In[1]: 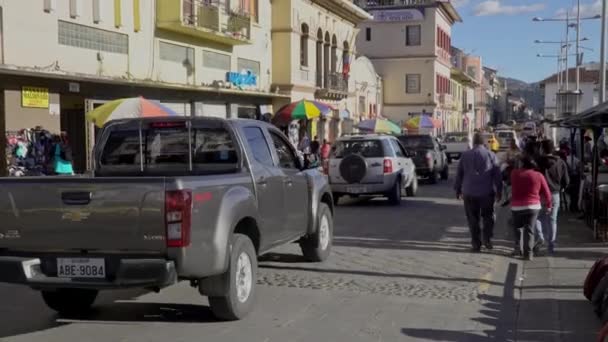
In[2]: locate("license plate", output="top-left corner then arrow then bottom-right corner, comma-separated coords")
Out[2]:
57,258 -> 106,279
347,186 -> 367,194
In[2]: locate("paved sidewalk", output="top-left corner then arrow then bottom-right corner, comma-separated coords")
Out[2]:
516,213 -> 604,341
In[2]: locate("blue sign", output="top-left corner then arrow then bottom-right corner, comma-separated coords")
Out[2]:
226,70 -> 257,88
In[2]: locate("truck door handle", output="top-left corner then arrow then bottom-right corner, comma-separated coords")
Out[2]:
257,178 -> 268,187
62,192 -> 92,205
284,178 -> 293,187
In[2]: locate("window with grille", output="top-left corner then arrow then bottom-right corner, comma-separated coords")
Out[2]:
406,25 -> 421,46
58,20 -> 128,54
159,41 -> 194,66
406,74 -> 421,94
237,57 -> 260,75
203,50 -> 231,70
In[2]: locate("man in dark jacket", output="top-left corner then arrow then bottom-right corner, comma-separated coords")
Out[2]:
455,133 -> 503,252
537,139 -> 570,254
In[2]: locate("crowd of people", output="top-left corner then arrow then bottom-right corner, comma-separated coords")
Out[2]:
455,132 -> 571,260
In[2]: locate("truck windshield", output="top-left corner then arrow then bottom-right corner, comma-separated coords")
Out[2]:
398,136 -> 434,149
444,133 -> 469,143
98,125 -> 239,175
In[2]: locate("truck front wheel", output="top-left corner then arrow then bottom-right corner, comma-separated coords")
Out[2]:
300,203 -> 333,262
41,288 -> 98,315
208,233 -> 257,321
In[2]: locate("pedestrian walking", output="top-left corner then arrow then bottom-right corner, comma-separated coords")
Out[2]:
51,133 -> 74,175
321,139 -> 331,173
310,136 -> 320,156
510,155 -> 552,260
500,139 -> 521,207
536,139 -> 570,254
454,133 -> 503,252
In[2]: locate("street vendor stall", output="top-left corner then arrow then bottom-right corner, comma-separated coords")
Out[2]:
563,102 -> 608,240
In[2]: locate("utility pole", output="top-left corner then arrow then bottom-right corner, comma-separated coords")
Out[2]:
601,0 -> 607,103
576,0 -> 581,91
566,12 -> 570,91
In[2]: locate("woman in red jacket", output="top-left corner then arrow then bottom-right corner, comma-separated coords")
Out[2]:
511,155 -> 552,260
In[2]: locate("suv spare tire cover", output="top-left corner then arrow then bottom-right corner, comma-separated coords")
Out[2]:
339,154 -> 367,184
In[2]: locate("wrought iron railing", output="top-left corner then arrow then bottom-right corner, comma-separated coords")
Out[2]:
181,0 -> 251,40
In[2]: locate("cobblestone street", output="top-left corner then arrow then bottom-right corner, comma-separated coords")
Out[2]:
0,166 -> 600,341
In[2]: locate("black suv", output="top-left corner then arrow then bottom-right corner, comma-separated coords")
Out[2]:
397,135 -> 449,183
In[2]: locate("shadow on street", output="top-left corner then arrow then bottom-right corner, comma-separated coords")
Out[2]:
0,286 -> 149,338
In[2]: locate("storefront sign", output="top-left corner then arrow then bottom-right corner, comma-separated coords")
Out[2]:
226,70 -> 257,88
22,86 -> 49,108
370,9 -> 424,22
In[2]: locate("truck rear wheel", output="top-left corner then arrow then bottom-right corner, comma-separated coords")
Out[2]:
387,180 -> 402,205
208,233 -> 257,321
406,175 -> 418,197
300,203 -> 333,262
41,289 -> 98,315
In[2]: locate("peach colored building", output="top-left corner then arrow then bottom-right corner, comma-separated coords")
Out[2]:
355,0 -> 461,135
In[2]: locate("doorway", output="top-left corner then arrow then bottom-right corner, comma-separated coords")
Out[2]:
60,95 -> 86,173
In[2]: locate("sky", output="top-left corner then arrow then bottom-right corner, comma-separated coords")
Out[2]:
451,0 -> 604,83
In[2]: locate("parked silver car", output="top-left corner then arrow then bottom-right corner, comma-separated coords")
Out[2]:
328,134 -> 418,205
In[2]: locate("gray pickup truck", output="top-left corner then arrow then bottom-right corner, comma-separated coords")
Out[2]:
0,117 -> 334,320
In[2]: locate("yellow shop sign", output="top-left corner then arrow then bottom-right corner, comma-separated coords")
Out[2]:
22,87 -> 49,108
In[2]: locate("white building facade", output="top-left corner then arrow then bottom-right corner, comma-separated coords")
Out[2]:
0,0 -> 281,173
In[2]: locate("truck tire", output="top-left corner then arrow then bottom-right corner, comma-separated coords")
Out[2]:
441,165 -> 449,180
406,175 -> 418,197
429,170 -> 438,184
41,289 -> 98,315
300,203 -> 333,262
332,193 -> 341,206
387,180 -> 402,205
208,233 -> 257,321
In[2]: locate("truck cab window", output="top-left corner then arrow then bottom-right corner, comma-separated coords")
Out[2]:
269,131 -> 298,169
243,127 -> 274,167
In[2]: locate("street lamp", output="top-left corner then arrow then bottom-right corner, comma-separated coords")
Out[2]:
534,38 -> 589,43
534,11 -> 599,92
533,14 -> 600,21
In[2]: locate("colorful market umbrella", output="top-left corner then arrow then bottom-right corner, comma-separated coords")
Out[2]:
85,97 -> 178,128
273,100 -> 333,125
405,115 -> 441,130
357,119 -> 401,134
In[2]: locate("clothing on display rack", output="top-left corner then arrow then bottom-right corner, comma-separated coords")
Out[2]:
5,128 -> 58,176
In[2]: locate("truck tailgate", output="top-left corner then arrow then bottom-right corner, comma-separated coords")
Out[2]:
0,177 -> 167,252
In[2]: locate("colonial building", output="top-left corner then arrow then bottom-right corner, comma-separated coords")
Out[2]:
0,0 -> 282,173
355,0 -> 462,135
271,0 -> 371,141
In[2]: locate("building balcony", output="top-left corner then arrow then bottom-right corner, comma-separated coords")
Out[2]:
437,93 -> 453,107
437,47 -> 451,66
356,0 -> 435,9
315,72 -> 349,100
156,0 -> 252,45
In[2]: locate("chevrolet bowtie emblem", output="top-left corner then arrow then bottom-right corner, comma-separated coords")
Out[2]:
62,210 -> 91,222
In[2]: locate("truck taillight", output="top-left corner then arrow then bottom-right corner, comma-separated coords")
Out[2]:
165,190 -> 192,248
426,153 -> 433,167
383,159 -> 393,174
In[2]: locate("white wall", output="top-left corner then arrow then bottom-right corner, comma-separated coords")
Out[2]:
543,81 -> 597,114
0,0 -> 272,92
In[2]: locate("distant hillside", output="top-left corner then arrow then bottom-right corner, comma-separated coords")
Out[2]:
498,77 -> 543,113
